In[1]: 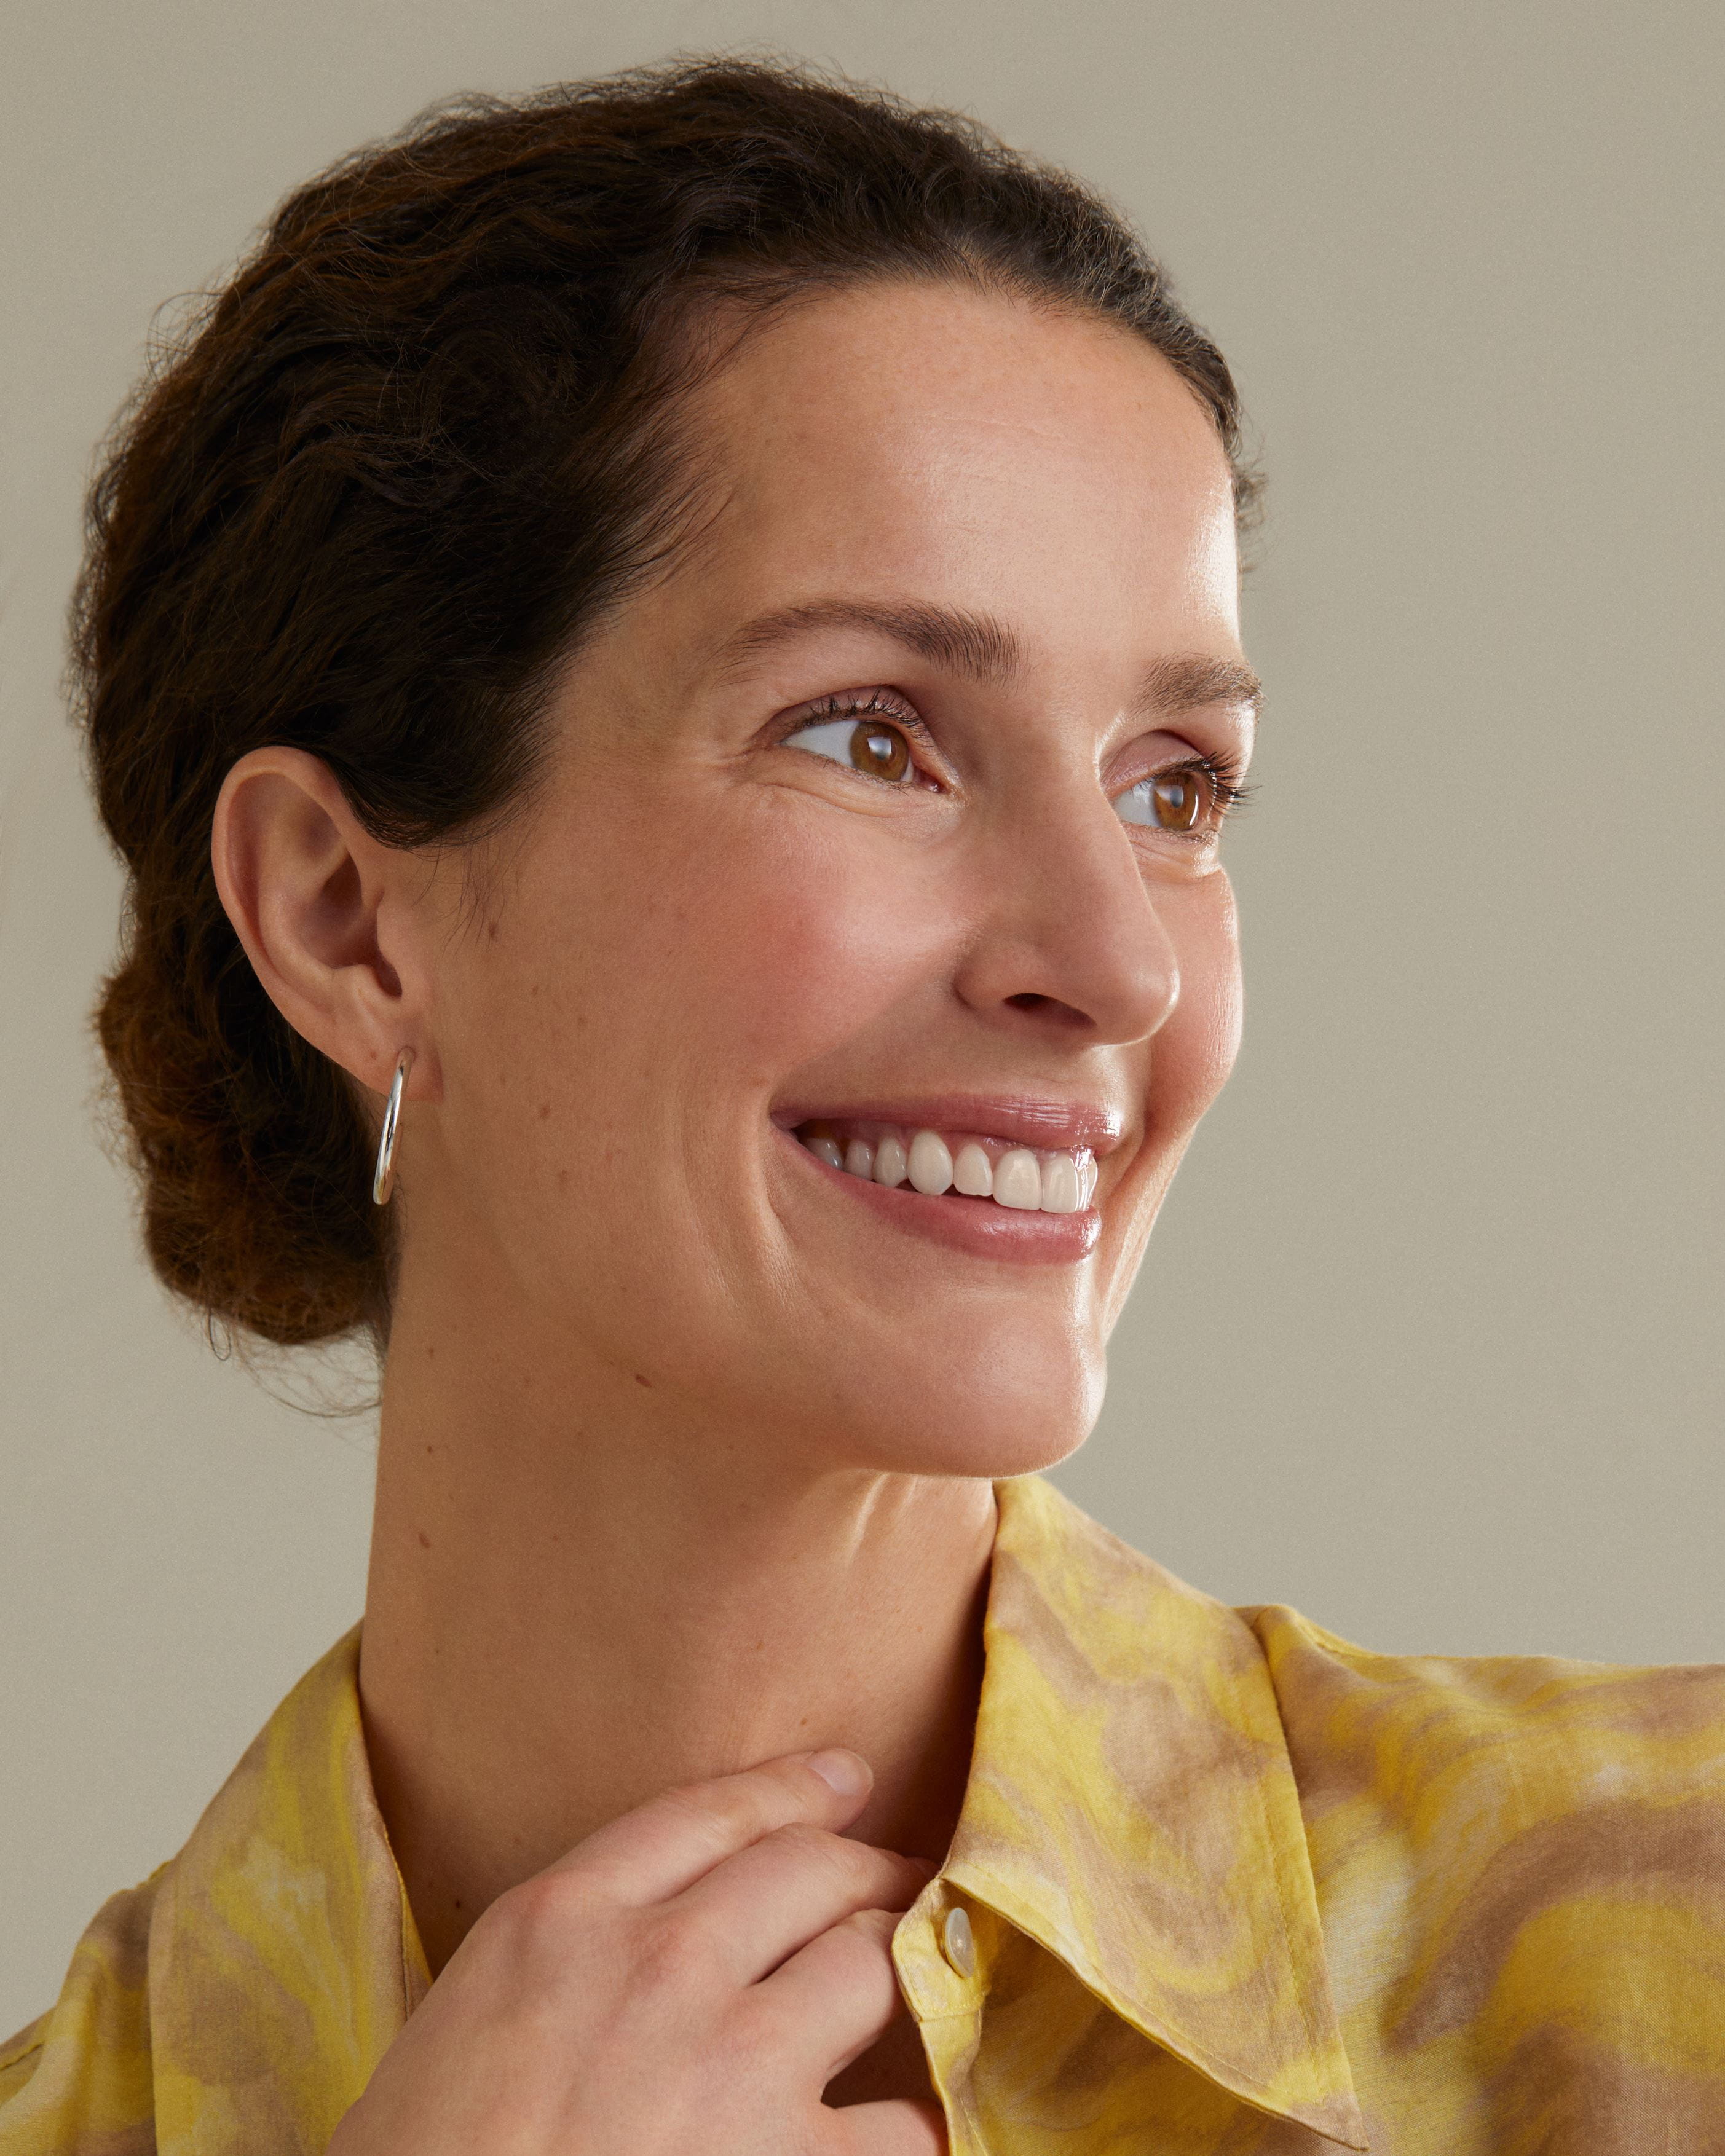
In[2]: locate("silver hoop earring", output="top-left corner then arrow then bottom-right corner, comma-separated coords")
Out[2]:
372,1048 -> 414,1206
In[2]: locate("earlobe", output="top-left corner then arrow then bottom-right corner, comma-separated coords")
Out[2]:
211,747 -> 439,1103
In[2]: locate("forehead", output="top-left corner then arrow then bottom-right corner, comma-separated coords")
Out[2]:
673,279 -> 1241,658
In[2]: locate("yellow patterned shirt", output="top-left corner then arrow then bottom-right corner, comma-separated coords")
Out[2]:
5,1475 -> 1724,2153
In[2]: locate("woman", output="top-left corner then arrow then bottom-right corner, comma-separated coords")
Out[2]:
4,57 -> 1722,2156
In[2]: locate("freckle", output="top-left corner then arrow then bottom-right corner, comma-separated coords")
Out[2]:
633,1371 -> 652,1388
424,1443 -> 435,1455
538,1103 -> 550,1120
487,921 -> 500,942
417,1530 -> 431,1549
556,1168 -> 570,1191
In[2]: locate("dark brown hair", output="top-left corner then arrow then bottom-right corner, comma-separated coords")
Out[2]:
78,56 -> 1251,1350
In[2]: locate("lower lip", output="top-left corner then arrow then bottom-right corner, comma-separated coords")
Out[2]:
776,1127 -> 1100,1267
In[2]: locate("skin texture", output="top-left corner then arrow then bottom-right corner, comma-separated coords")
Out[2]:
211,279 -> 1254,2144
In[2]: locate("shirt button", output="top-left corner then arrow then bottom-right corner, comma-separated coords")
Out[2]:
940,1903 -> 976,1979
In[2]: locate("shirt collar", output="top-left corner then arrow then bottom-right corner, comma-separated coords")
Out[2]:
147,1477 -> 1362,2153
895,1474 -> 1365,2150
147,1628 -> 427,2156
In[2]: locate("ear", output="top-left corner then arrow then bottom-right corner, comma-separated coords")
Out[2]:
211,747 -> 442,1104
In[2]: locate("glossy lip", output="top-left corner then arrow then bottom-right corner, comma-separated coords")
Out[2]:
770,1093 -> 1126,1154
773,1122 -> 1102,1267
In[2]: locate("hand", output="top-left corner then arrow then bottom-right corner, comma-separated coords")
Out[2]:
327,1749 -> 946,2155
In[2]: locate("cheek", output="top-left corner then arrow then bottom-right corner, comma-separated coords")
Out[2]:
636,795 -> 955,1079
1153,872 -> 1244,1139
1097,873 -> 1241,1334
467,788 -> 952,1132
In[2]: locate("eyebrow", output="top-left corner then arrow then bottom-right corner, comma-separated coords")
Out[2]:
714,599 -> 1024,688
712,597 -> 1262,718
1132,652 -> 1264,721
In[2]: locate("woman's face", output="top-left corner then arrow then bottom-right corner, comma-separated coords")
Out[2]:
411,280 -> 1253,1479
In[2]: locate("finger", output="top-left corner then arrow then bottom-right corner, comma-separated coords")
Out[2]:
756,1907 -> 907,2079
674,1825 -> 931,1981
551,1749 -> 874,1904
827,2099 -> 947,2156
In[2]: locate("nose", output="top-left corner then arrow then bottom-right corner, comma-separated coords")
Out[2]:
949,776 -> 1180,1045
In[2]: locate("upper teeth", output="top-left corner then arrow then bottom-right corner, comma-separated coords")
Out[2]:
799,1123 -> 1097,1214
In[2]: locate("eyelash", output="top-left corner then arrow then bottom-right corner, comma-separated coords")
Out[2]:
785,692 -> 1255,832
1161,749 -> 1257,823
792,689 -> 928,736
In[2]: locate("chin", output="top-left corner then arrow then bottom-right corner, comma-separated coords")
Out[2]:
814,1323 -> 1107,1482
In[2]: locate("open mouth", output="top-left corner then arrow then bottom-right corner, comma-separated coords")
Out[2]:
772,1096 -> 1118,1264
781,1113 -> 1104,1265
793,1121 -> 1099,1224
793,1117 -> 1097,1214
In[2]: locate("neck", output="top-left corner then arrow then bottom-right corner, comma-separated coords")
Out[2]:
358,1277 -> 995,1973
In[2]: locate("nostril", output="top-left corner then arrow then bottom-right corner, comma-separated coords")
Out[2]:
1005,990 -> 1090,1030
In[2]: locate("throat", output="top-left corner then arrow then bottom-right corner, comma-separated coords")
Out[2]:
360,1422 -> 997,1974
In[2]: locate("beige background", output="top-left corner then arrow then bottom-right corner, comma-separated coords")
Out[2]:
2,0 -> 1720,2035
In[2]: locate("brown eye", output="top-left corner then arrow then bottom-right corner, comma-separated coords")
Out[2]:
1151,771 -> 1205,830
1115,766 -> 1212,832
785,712 -> 919,783
849,722 -> 910,781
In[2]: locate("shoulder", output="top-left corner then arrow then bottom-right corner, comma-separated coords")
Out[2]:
1243,1604 -> 1725,2128
0,1871 -> 163,2155
1242,1599 -> 1725,1817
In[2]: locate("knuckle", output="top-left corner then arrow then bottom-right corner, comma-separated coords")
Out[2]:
633,1906 -> 726,1993
760,1819 -> 836,1862
740,1978 -> 795,2048
488,1867 -> 592,1953
690,1753 -> 823,1825
723,1991 -> 797,2077
838,1905 -> 901,1952
761,1822 -> 879,1892
653,1780 -> 733,1833
657,1779 -> 770,1851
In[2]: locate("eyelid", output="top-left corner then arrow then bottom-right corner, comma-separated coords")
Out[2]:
1114,729 -> 1252,793
780,685 -> 926,736
1110,745 -> 1254,839
777,687 -> 944,782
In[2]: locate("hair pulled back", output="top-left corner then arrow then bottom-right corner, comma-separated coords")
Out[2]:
79,56 -> 1249,1349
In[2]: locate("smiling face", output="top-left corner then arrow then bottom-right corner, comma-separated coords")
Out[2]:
405,278 -> 1253,1481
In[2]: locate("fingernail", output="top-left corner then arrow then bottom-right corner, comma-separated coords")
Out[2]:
807,1748 -> 871,1799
